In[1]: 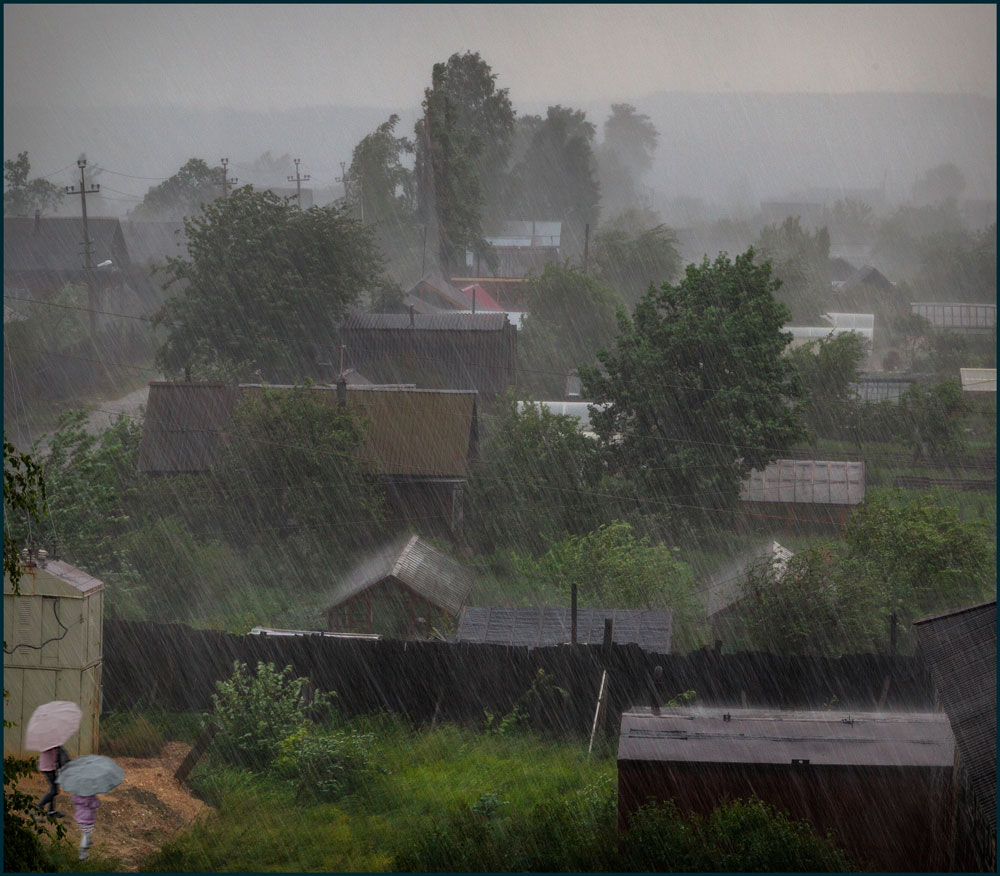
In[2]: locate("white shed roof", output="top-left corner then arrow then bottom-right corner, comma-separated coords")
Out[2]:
741,460 -> 866,506
960,368 -> 997,393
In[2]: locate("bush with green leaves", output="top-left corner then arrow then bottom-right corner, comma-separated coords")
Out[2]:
210,661 -> 333,770
273,724 -> 377,802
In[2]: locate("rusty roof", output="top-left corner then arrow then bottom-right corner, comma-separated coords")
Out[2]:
740,460 -> 866,506
324,534 -> 473,615
343,312 -> 512,331
618,708 -> 955,768
455,607 -> 672,653
138,383 -> 477,478
914,600 -> 996,827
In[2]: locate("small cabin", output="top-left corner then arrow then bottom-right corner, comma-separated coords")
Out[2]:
618,707 -> 956,872
4,556 -> 104,758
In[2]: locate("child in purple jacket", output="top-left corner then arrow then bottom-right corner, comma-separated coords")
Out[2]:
71,794 -> 100,860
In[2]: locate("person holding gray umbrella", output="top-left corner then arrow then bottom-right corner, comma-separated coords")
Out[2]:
57,755 -> 124,861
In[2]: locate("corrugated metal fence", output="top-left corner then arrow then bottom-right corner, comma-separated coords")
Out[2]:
103,620 -> 935,737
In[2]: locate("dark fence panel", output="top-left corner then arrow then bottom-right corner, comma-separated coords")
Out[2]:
102,621 -> 936,736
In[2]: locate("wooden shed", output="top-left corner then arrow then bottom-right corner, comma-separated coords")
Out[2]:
323,535 -> 473,638
617,707 -> 956,872
740,459 -> 865,530
4,557 -> 104,758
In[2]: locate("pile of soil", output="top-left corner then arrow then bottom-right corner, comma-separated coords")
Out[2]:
18,742 -> 212,872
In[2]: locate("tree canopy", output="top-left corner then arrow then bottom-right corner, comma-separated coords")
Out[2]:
132,157 -> 224,220
3,435 -> 46,594
347,114 -> 415,227
754,216 -> 831,322
596,104 -> 659,216
3,152 -> 64,217
154,187 -> 385,381
583,250 -> 805,522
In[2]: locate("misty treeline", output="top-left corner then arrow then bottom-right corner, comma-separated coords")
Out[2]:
4,51 -> 996,657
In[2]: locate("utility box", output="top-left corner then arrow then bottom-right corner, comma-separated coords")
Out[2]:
4,558 -> 104,758
618,708 -> 956,873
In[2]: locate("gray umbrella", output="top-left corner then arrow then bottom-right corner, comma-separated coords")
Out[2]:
56,755 -> 124,796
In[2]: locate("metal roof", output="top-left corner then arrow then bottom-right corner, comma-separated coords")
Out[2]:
960,368 -> 997,393
914,600 -> 996,827
822,312 -> 875,330
786,325 -> 874,341
741,460 -> 866,506
343,312 -> 512,332
911,302 -> 997,330
324,535 -> 473,615
119,220 -> 187,265
618,709 -> 955,768
4,216 -> 131,272
455,607 -> 672,653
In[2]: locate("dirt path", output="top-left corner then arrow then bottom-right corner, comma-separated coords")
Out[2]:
18,742 -> 212,871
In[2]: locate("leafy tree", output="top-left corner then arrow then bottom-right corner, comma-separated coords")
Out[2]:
896,378 -> 969,461
754,216 -> 831,322
912,222 -> 996,302
596,103 -> 659,216
346,114 -> 415,226
466,393 -> 604,554
3,435 -> 46,595
590,207 -> 681,309
875,201 -> 968,271
912,161 -> 966,206
216,387 -> 384,546
155,187 -> 385,381
518,262 -> 621,397
822,198 -> 874,247
131,158 -> 223,220
507,106 -> 601,247
414,51 -> 514,272
787,331 -> 866,441
583,250 -> 805,523
512,522 -> 706,651
3,151 -> 64,217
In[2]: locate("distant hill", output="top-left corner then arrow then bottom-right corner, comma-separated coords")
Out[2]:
5,92 -> 994,216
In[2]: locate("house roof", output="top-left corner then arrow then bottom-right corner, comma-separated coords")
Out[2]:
4,216 -> 131,272
959,368 -> 997,393
406,272 -> 470,310
137,382 -> 477,478
454,606 -> 672,653
842,265 -> 892,291
119,220 -> 187,266
460,284 -> 504,312
618,709 -> 955,768
741,460 -> 866,506
324,534 -> 473,615
343,312 -> 512,332
913,600 -> 996,827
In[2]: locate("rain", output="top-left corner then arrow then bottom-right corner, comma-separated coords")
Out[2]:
2,4 -> 996,872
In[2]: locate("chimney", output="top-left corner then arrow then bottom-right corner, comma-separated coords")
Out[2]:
34,210 -> 41,233
336,375 -> 347,406
408,304 -> 415,328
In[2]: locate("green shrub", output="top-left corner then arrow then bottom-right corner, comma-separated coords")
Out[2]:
210,661 -> 333,770
273,725 -> 378,802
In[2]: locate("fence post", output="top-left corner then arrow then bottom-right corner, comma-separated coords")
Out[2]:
174,722 -> 218,785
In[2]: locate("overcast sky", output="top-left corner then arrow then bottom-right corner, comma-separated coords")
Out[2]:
4,4 -> 996,112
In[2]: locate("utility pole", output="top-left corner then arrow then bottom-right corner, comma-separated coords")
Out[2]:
336,161 -> 363,221
287,158 -> 310,210
65,158 -> 100,338
220,158 -> 238,199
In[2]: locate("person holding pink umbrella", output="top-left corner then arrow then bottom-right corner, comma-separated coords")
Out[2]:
24,701 -> 82,819
36,744 -> 70,817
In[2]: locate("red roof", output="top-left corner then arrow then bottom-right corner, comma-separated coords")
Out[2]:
461,284 -> 504,312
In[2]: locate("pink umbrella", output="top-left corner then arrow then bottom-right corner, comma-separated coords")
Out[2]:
24,701 -> 82,752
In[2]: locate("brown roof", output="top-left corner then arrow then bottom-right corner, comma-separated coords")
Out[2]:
914,600 -> 996,827
741,460 -> 866,506
343,312 -> 511,331
137,382 -> 477,478
455,606 -> 672,652
324,535 -> 473,615
618,708 -> 955,768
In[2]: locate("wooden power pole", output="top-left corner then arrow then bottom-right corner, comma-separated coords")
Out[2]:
65,157 -> 100,338
287,158 -> 310,210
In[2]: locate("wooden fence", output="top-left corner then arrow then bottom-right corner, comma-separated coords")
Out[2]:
103,621 -> 936,738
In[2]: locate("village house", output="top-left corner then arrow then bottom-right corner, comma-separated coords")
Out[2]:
136,381 -> 478,534
739,459 -> 866,531
454,606 -> 672,654
323,534 -> 473,638
336,311 -> 517,401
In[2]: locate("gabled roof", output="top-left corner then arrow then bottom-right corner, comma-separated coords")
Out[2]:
406,272 -> 470,310
741,460 -> 866,506
914,600 -> 996,828
137,382 -> 478,478
959,368 -> 997,392
324,535 -> 473,615
460,284 -> 504,312
842,265 -> 891,291
455,606 -> 672,653
343,312 -> 512,332
4,216 -> 132,272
